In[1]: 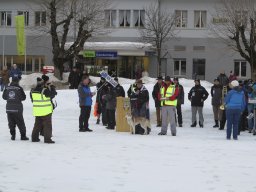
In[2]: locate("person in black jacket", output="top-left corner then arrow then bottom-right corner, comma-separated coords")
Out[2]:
68,66 -> 81,89
103,84 -> 117,129
114,77 -> 125,97
188,79 -> 209,128
173,77 -> 184,127
95,77 -> 106,124
211,78 -> 223,128
152,76 -> 164,127
2,77 -> 29,141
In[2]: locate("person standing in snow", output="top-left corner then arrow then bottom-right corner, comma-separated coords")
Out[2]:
78,75 -> 96,132
31,75 -> 57,143
158,76 -> 179,136
173,77 -> 184,127
211,78 -> 223,128
224,80 -> 246,140
188,79 -> 209,128
95,77 -> 106,124
130,79 -> 151,134
9,64 -> 22,80
103,84 -> 117,130
68,66 -> 81,89
0,66 -> 10,91
2,77 -> 29,141
152,76 -> 164,127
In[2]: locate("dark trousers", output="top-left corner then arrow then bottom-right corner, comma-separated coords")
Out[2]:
220,110 -> 226,129
239,110 -> 248,133
176,104 -> 183,125
79,106 -> 91,130
32,114 -> 53,142
7,112 -> 26,137
226,109 -> 240,139
101,105 -> 108,125
156,107 -> 161,125
107,109 -> 116,129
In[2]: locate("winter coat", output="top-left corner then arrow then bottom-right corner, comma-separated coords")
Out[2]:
130,85 -> 149,119
224,87 -> 246,111
0,69 -> 10,85
176,83 -> 184,105
152,82 -> 163,107
9,68 -> 22,79
78,83 -> 93,107
211,84 -> 222,106
115,84 -> 125,97
217,74 -> 229,86
30,83 -> 57,110
96,81 -> 105,103
188,85 -> 209,107
68,71 -> 81,89
2,82 -> 26,113
104,88 -> 117,110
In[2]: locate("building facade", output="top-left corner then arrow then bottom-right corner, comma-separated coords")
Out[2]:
0,0 -> 251,81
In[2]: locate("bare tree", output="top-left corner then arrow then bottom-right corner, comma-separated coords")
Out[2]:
36,0 -> 110,79
140,0 -> 176,76
212,0 -> 256,79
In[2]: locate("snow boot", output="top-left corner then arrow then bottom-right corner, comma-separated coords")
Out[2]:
84,128 -> 93,132
190,121 -> 197,127
199,122 -> 203,128
158,132 -> 166,135
21,135 -> 29,141
96,118 -> 100,124
213,120 -> 219,128
32,138 -> 40,142
11,135 -> 15,141
44,140 -> 55,144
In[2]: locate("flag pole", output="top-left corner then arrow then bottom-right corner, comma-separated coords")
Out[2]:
24,31 -> 26,74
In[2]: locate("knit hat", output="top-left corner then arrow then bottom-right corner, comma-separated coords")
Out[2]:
42,75 -> 49,82
165,76 -> 171,82
36,77 -> 43,85
157,76 -> 163,80
231,80 -> 239,87
173,77 -> 179,81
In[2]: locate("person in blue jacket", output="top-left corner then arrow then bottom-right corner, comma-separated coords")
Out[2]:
9,64 -> 22,79
78,75 -> 96,132
224,80 -> 246,140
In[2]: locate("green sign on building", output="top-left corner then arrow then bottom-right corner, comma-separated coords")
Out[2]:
82,50 -> 96,58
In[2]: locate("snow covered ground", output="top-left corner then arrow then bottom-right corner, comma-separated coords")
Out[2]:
0,78 -> 256,192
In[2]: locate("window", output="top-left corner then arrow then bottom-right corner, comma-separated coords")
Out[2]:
133,10 -> 145,27
174,46 -> 186,51
234,61 -> 247,77
17,11 -> 29,26
104,10 -> 117,27
35,11 -> 46,26
175,10 -> 187,28
0,11 -> 12,26
193,46 -> 205,51
194,11 -> 207,28
174,59 -> 186,76
193,59 -> 206,80
235,11 -> 248,26
119,10 -> 131,27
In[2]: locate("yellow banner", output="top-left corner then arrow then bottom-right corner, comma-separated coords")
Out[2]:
15,15 -> 25,56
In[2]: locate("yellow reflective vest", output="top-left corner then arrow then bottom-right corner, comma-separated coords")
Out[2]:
31,89 -> 53,117
160,85 -> 178,106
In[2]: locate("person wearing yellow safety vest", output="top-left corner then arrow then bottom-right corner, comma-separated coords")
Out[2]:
158,76 -> 179,136
30,75 -> 57,144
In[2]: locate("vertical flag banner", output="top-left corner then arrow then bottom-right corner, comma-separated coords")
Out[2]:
15,15 -> 25,55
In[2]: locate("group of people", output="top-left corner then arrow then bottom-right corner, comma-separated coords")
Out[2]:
2,66 -> 254,142
0,64 -> 22,91
2,74 -> 57,143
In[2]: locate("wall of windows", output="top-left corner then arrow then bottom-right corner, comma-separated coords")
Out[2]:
234,60 -> 247,78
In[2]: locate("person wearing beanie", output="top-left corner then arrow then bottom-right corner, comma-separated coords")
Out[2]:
2,76 -> 29,141
30,76 -> 57,144
211,78 -> 223,128
224,80 -> 246,140
188,79 -> 209,128
114,77 -> 125,97
173,77 -> 184,127
158,76 -> 179,136
78,75 -> 96,132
